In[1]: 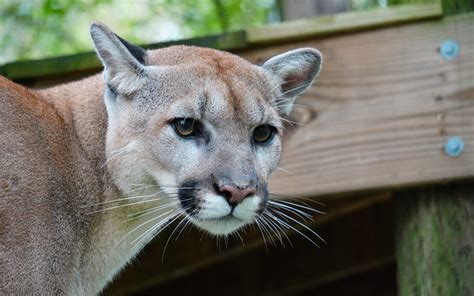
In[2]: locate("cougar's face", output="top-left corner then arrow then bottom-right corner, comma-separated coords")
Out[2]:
91,23 -> 321,236
108,65 -> 282,235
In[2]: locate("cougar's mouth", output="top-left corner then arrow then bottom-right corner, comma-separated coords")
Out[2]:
177,180 -> 268,235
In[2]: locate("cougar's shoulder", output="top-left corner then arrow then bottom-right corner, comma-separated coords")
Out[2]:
0,75 -> 100,294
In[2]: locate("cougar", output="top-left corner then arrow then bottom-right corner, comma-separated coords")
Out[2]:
0,22 -> 322,294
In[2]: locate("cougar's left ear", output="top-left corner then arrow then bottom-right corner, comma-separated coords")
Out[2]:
90,22 -> 148,95
262,48 -> 322,115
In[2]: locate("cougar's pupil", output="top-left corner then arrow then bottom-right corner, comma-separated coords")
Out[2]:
253,125 -> 274,143
173,118 -> 195,137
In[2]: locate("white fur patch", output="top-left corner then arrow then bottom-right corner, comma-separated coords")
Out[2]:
190,217 -> 247,236
233,196 -> 260,221
197,194 -> 232,219
190,195 -> 261,235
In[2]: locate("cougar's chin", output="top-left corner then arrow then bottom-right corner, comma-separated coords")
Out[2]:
182,193 -> 265,236
189,216 -> 249,235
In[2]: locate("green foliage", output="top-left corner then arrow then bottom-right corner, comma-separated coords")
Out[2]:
0,0 -> 276,64
2,0 -> 470,64
441,0 -> 474,15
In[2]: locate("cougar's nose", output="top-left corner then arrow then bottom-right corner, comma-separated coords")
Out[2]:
219,184 -> 256,204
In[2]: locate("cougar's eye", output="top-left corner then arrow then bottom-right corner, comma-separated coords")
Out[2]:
253,124 -> 275,144
172,118 -> 197,137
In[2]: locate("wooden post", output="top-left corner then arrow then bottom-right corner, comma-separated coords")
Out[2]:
395,182 -> 474,295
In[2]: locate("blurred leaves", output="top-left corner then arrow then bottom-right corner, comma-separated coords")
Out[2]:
1,0 -> 452,64
0,0 -> 276,63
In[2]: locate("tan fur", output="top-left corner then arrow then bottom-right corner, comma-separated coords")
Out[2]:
0,23 -> 321,294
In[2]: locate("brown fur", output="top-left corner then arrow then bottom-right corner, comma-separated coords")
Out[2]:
0,23 -> 321,294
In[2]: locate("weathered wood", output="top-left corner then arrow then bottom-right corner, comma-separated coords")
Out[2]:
103,193 -> 395,295
395,182 -> 474,295
247,3 -> 442,45
239,13 -> 474,198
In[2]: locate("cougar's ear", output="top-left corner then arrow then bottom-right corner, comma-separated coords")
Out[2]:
90,22 -> 148,95
263,48 -> 322,115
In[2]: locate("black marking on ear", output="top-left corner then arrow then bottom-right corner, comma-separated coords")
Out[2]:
107,83 -> 118,97
114,34 -> 146,65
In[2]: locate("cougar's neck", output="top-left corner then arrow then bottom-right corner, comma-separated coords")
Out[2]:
37,74 -> 108,172
36,74 -> 145,293
37,74 -> 172,293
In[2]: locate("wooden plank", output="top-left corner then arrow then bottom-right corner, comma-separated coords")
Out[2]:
247,3 -> 442,45
238,14 -> 474,197
395,182 -> 474,295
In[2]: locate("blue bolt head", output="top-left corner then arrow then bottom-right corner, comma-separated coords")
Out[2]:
444,137 -> 464,157
440,39 -> 459,61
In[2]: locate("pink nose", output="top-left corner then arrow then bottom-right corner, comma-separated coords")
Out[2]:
219,184 -> 256,204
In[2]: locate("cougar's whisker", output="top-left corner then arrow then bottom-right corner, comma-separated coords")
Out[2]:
254,218 -> 269,250
270,199 -> 325,214
118,208 -> 176,245
268,200 -> 313,221
275,116 -> 303,126
133,208 -> 188,247
256,216 -> 276,247
102,146 -> 133,168
272,209 -> 325,245
86,196 -> 168,215
271,215 -> 294,248
82,192 -> 166,208
122,201 -> 183,223
260,214 -> 285,247
267,209 -> 320,247
269,193 -> 326,207
276,81 -> 313,98
262,211 -> 294,247
175,217 -> 194,241
268,79 -> 296,93
276,167 -> 295,176
161,216 -> 189,262
125,197 -> 191,219
130,211 -> 181,246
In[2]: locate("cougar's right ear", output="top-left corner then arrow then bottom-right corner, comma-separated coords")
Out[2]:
90,22 -> 148,95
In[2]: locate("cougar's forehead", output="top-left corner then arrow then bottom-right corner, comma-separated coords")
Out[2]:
146,46 -> 280,127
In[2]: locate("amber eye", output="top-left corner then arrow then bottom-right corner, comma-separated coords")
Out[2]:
253,124 -> 275,143
172,118 -> 196,137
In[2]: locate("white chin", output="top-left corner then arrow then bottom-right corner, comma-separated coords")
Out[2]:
190,216 -> 250,236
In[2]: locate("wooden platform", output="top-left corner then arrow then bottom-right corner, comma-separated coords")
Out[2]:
241,13 -> 474,198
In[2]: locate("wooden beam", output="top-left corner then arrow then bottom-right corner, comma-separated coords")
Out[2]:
247,3 -> 442,45
103,193 -> 394,295
395,182 -> 474,295
239,13 -> 474,198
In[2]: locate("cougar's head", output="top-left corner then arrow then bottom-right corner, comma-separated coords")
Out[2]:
91,23 -> 322,235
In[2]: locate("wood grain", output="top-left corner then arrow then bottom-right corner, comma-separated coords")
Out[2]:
248,3 -> 442,45
239,14 -> 474,197
395,183 -> 474,295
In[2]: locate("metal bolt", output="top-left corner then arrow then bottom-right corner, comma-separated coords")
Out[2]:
444,137 -> 464,157
439,39 -> 459,60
